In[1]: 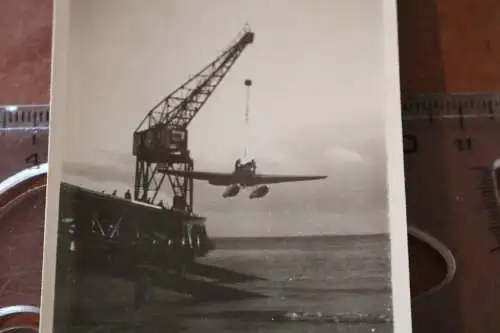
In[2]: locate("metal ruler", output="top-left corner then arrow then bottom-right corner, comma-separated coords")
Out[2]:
402,92 -> 500,333
0,104 -> 49,311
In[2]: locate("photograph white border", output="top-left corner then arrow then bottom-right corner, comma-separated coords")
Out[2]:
382,0 -> 413,331
39,0 -> 70,332
40,1 -> 413,332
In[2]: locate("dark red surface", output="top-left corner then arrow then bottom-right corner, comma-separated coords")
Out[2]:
397,0 -> 500,93
0,0 -> 52,105
399,1 -> 500,332
0,188 -> 46,308
0,0 -> 52,313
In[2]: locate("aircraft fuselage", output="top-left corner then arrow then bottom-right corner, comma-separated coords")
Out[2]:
222,159 -> 270,199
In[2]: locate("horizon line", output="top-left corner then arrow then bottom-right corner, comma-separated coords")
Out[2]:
211,232 -> 389,240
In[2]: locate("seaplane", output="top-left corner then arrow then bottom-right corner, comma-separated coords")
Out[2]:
168,157 -> 327,199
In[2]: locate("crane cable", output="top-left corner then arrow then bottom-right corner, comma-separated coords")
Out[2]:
243,79 -> 252,159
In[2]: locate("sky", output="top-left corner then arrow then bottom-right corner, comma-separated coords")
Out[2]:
60,0 -> 390,237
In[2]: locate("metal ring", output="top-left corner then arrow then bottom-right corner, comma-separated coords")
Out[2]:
408,226 -> 457,302
0,306 -> 39,331
0,325 -> 38,333
0,167 -> 47,331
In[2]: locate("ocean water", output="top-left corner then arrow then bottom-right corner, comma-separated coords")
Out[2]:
66,234 -> 393,333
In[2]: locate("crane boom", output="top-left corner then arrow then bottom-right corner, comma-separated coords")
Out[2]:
136,28 -> 254,132
132,26 -> 254,212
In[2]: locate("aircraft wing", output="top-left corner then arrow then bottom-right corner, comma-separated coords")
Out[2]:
166,170 -> 236,186
166,170 -> 327,186
247,174 -> 327,185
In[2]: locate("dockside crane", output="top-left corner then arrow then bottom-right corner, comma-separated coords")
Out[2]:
133,26 -> 254,213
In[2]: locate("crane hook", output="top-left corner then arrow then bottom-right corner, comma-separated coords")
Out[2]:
244,79 -> 252,124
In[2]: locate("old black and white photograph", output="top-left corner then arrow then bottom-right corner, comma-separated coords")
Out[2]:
42,0 -> 411,332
